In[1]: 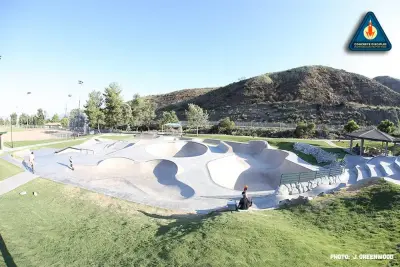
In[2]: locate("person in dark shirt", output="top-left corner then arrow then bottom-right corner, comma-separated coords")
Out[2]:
237,191 -> 252,210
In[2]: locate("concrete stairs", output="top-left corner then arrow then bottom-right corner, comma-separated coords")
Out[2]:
350,156 -> 400,182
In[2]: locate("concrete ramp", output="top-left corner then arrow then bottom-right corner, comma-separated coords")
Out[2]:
207,146 -> 314,192
224,140 -> 269,155
145,141 -> 208,158
76,158 -> 192,200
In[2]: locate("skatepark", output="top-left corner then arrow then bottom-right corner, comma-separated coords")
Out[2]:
11,133 -> 324,212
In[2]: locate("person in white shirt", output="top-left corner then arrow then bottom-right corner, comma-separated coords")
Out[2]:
29,152 -> 35,173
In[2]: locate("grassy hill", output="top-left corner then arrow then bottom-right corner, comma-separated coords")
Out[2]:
153,66 -> 400,125
0,178 -> 398,266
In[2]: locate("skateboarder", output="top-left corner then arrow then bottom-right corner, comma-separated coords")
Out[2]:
69,156 -> 74,171
29,152 -> 35,174
237,191 -> 252,210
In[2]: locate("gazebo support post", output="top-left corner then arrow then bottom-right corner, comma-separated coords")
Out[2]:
360,139 -> 364,156
385,142 -> 388,156
349,138 -> 353,153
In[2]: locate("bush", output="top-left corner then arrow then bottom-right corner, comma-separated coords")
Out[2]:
294,122 -> 316,138
343,120 -> 360,133
217,117 -> 235,134
378,119 -> 395,134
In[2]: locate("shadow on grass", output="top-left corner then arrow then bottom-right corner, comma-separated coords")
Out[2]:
0,234 -> 16,267
138,210 -> 222,240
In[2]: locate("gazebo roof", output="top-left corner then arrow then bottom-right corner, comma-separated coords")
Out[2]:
345,128 -> 399,142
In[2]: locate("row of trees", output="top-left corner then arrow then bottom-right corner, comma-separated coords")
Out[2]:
343,119 -> 396,134
83,83 -> 209,134
0,109 -> 47,127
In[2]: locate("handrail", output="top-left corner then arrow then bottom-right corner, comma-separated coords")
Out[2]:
280,166 -> 344,186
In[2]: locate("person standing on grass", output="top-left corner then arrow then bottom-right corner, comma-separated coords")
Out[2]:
69,156 -> 74,171
29,152 -> 35,174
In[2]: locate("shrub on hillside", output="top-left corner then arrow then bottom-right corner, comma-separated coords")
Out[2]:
378,119 -> 395,134
343,120 -> 360,133
217,117 -> 235,134
294,122 -> 316,138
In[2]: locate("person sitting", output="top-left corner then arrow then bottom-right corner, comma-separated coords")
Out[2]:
237,191 -> 252,210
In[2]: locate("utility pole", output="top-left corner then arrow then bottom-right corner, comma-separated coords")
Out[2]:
10,115 -> 13,148
78,80 -> 83,132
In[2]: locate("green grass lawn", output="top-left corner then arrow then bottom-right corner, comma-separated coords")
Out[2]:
0,159 -> 22,181
187,134 -> 347,165
4,138 -> 72,148
29,138 -> 90,150
100,134 -> 135,141
0,178 -> 398,266
334,140 -> 400,156
334,140 -> 395,149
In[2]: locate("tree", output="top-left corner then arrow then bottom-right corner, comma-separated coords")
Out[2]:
295,121 -> 316,138
10,113 -> 17,125
4,118 -> 10,126
378,119 -> 395,134
51,114 -> 60,123
129,94 -> 143,130
60,117 -> 69,128
69,108 -> 86,129
185,103 -> 209,136
84,90 -> 105,132
141,99 -> 156,130
343,120 -> 360,133
218,117 -> 235,134
159,111 -> 179,129
103,83 -> 124,129
18,113 -> 29,125
0,118 -> 4,126
36,109 -> 46,125
121,103 -> 132,130
129,95 -> 156,130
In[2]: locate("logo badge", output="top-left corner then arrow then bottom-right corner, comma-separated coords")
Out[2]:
348,11 -> 391,51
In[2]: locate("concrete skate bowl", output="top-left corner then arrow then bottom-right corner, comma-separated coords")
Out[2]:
92,158 -> 194,200
204,140 -> 233,154
55,147 -> 95,155
135,133 -> 160,140
207,142 -> 315,192
145,141 -> 208,158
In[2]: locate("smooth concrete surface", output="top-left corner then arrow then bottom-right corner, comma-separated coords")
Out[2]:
207,141 -> 317,192
0,135 -> 347,213
0,172 -> 39,195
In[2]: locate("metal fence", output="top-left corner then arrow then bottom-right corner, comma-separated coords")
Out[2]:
279,166 -> 345,186
179,121 -> 362,131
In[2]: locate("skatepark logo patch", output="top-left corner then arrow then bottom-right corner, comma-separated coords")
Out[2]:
348,11 -> 391,51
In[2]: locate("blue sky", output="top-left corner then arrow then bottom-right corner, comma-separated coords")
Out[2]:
0,0 -> 399,117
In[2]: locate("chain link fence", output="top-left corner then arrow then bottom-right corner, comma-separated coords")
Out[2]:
179,121 -> 361,131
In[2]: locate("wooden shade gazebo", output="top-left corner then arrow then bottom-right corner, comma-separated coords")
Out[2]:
345,128 -> 400,156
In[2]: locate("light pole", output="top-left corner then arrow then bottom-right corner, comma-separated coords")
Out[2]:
78,80 -> 83,131
65,94 -> 72,118
26,92 -> 32,128
78,80 -> 85,133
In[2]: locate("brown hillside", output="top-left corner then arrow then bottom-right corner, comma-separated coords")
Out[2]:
373,76 -> 400,94
155,66 -> 400,125
146,88 -> 217,109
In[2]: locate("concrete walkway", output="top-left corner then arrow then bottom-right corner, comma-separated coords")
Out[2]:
324,140 -> 342,148
0,172 -> 39,196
